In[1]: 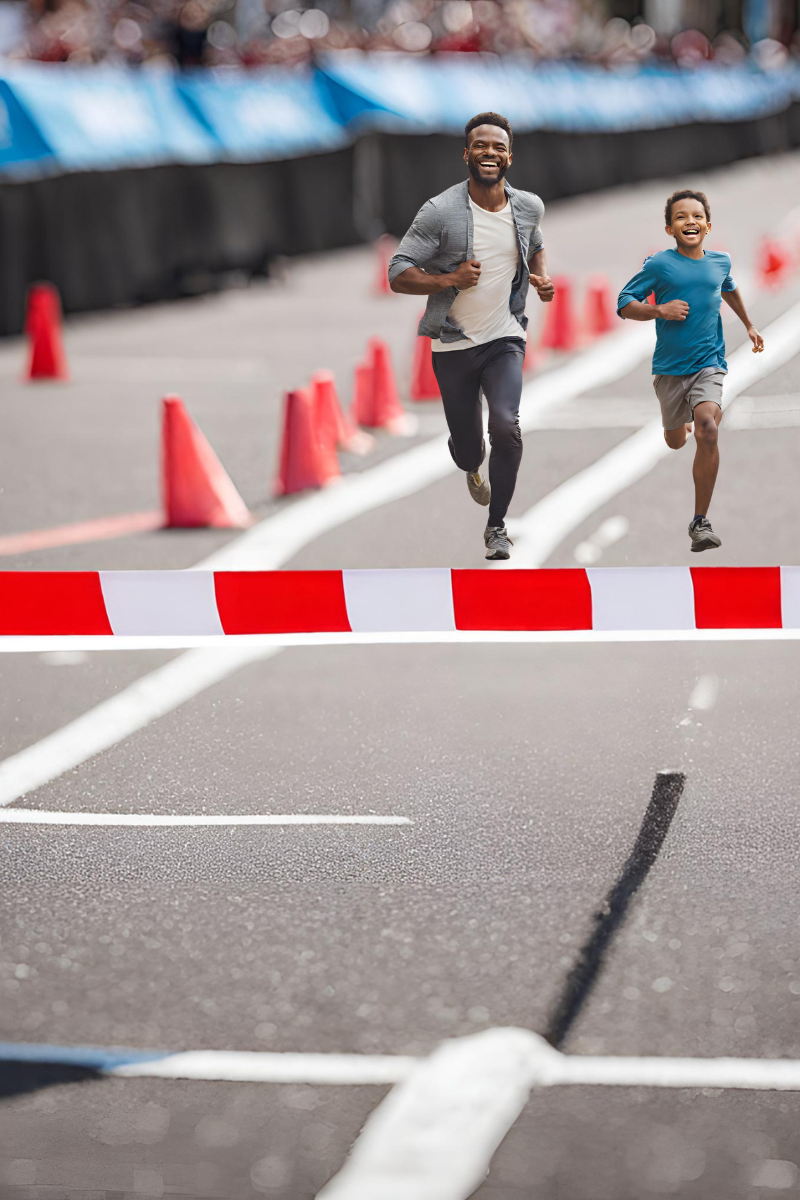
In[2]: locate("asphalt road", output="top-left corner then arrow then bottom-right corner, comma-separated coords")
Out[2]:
2,151 -> 800,1199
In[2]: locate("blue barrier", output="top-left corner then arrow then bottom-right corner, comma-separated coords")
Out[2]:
1,57 -> 799,178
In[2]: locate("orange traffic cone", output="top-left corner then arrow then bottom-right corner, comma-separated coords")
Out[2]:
25,283 -> 69,381
373,234 -> 396,296
410,331 -> 440,401
538,277 -> 577,351
311,370 -> 373,456
583,275 -> 615,338
161,395 -> 251,528
274,388 -> 340,497
757,238 -> 790,288
353,338 -> 415,435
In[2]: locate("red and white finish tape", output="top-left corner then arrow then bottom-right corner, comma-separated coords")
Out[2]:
0,567 -> 799,636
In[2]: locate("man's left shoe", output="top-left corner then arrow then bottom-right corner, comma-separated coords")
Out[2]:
484,526 -> 513,560
466,469 -> 491,506
688,517 -> 721,553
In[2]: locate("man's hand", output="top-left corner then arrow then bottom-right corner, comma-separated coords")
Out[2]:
748,326 -> 764,353
531,273 -> 554,303
450,260 -> 481,290
657,299 -> 689,321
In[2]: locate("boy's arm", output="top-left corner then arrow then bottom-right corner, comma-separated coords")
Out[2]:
619,299 -> 689,321
617,257 -> 686,322
721,288 -> 764,352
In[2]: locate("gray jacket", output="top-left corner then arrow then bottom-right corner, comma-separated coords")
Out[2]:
387,179 -> 545,343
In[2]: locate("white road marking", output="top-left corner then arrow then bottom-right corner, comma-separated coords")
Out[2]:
0,328 -> 654,807
688,674 -> 719,710
0,810 -> 411,827
1,629 -> 799,656
0,646 -> 279,808
318,1028 -> 542,1200
572,514 -> 630,564
6,1030 -> 800,1092
508,297 -> 800,566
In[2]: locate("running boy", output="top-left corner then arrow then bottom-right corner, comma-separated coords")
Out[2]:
617,189 -> 763,552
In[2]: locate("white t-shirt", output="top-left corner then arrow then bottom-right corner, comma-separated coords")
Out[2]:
432,195 -> 525,353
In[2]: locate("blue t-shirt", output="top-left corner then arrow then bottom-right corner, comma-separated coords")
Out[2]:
617,248 -> 736,376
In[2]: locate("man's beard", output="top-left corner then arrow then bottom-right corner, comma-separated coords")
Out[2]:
468,158 -> 508,187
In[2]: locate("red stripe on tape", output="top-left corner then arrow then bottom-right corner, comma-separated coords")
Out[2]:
691,567 -> 782,629
452,568 -> 592,630
214,571 -> 352,634
0,572 -> 113,634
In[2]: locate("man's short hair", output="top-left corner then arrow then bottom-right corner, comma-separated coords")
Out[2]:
665,189 -> 710,225
465,112 -> 513,148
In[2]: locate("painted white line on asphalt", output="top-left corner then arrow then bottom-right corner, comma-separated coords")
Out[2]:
0,646 -> 279,808
318,1028 -> 543,1200
6,1031 -> 800,1092
508,298 -> 800,567
572,514 -> 630,564
0,810 -> 411,827
688,674 -> 719,711
2,629 -> 800,655
0,329 -> 654,806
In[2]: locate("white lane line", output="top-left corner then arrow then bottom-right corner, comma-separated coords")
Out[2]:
688,674 -> 719,711
0,646 -> 279,808
317,1028 -> 541,1200
0,1043 -> 417,1085
6,1030 -> 800,1091
572,514 -> 630,565
0,810 -> 411,827
0,328 -> 653,808
2,629 -> 800,655
508,297 -> 800,567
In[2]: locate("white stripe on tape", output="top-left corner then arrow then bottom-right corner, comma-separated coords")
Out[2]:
0,810 -> 412,827
342,568 -> 456,633
99,570 -> 223,636
780,565 -> 800,629
587,566 -> 695,631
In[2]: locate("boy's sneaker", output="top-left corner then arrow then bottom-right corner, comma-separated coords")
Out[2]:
688,516 -> 721,553
484,526 -> 513,560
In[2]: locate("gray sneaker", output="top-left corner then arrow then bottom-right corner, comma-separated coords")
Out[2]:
467,468 -> 490,506
688,516 -> 721,553
484,525 -> 513,560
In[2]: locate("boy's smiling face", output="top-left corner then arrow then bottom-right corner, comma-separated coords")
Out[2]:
666,198 -> 710,251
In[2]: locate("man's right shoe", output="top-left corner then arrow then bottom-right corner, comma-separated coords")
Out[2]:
688,516 -> 721,552
484,525 -> 513,560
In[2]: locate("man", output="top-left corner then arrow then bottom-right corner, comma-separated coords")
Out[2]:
618,189 -> 764,552
388,112 -> 554,560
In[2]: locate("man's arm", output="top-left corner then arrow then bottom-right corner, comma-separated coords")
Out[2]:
528,247 -> 554,302
390,260 -> 482,295
721,287 -> 764,352
619,299 -> 690,321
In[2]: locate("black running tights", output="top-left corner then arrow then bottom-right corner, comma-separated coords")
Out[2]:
431,335 -> 525,528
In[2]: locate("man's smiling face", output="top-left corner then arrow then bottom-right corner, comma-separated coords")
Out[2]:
464,124 -> 512,186
667,199 -> 710,250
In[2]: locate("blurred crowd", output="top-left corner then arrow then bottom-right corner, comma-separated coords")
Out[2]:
4,0 -> 799,71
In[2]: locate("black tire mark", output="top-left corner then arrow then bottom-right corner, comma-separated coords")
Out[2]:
545,769 -> 685,1048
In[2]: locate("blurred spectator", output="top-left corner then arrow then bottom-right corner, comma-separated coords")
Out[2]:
5,0 -> 800,70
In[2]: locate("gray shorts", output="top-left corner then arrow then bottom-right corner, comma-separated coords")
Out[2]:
653,367 -> 725,430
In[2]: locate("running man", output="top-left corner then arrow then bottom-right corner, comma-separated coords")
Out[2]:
618,189 -> 763,552
388,111 -> 553,560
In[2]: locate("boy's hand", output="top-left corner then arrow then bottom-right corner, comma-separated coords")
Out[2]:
451,260 -> 481,290
748,326 -> 764,353
658,299 -> 690,321
531,273 -> 554,302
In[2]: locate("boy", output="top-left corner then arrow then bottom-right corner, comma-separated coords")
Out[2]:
617,189 -> 763,552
